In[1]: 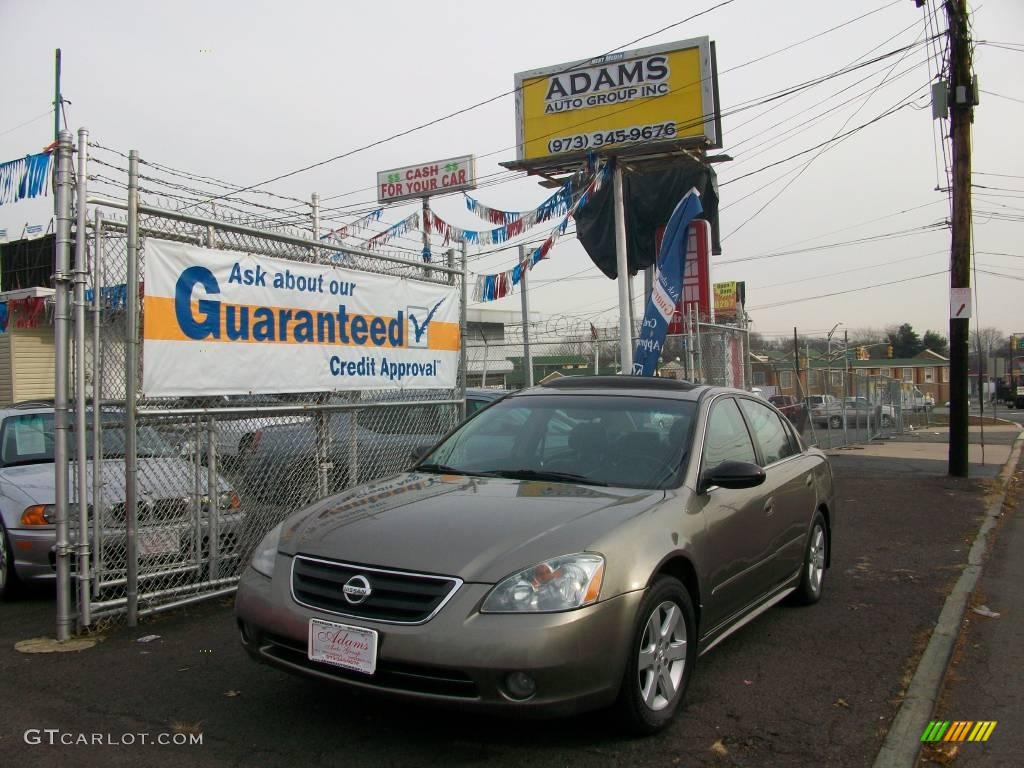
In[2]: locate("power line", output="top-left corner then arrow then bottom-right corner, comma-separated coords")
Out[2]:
0,108 -> 55,139
747,270 -> 948,311
183,0 -> 741,211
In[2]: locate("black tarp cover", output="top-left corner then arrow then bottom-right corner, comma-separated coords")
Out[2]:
574,163 -> 720,279
1,234 -> 55,292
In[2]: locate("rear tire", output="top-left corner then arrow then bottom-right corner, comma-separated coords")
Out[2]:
0,520 -> 21,600
614,576 -> 696,735
828,415 -> 843,429
791,511 -> 828,605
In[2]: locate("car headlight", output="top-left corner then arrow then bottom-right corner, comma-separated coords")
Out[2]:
480,553 -> 605,613
250,523 -> 282,579
21,504 -> 55,526
202,490 -> 241,513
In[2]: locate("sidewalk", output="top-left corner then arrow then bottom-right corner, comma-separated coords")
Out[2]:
919,451 -> 1024,767
825,424 -> 1020,479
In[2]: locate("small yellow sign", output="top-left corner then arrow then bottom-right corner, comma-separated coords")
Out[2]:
713,281 -> 738,318
514,38 -> 719,164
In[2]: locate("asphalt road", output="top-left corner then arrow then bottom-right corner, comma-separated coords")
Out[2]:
0,456 -> 992,768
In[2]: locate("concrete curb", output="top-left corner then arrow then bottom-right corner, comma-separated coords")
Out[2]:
872,430 -> 1024,768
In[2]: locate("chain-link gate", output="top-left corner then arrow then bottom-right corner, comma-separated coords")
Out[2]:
56,132 -> 467,631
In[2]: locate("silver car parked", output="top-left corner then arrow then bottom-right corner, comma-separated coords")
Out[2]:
236,377 -> 835,733
0,403 -> 244,597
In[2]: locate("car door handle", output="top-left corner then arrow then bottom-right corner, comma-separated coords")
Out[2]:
805,475 -> 813,487
764,499 -> 775,516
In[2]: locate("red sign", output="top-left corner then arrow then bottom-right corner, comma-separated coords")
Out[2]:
662,219 -> 712,334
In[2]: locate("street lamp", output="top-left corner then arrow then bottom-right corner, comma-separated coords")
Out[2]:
826,323 -> 843,401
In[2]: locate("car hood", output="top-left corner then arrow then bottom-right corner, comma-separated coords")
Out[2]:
279,472 -> 664,583
0,458 -> 230,506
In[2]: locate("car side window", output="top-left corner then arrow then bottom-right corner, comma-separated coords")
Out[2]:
465,397 -> 488,418
702,398 -> 757,473
738,399 -> 797,466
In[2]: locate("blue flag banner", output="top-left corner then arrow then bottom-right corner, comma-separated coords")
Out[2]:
0,153 -> 53,206
632,188 -> 702,377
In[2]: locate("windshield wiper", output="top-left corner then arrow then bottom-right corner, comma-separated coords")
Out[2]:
486,469 -> 608,486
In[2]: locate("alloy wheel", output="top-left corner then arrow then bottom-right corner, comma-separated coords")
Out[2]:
637,600 -> 688,711
807,525 -> 826,596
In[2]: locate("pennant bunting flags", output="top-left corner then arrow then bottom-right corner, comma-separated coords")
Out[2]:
320,208 -> 383,242
362,212 -> 420,250
0,152 -> 54,206
472,161 -> 610,303
463,183 -> 573,228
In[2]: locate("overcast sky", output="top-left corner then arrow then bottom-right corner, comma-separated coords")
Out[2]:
1,0 -> 1021,345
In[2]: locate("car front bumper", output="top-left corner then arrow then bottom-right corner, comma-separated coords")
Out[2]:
235,558 -> 644,716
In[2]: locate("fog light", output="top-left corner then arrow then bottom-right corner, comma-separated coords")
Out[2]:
505,671 -> 536,700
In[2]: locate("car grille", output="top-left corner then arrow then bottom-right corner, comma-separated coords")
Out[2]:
260,632 -> 479,699
108,498 -> 191,525
291,556 -> 460,624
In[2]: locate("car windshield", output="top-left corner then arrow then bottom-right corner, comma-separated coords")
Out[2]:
0,413 -> 180,467
418,394 -> 697,490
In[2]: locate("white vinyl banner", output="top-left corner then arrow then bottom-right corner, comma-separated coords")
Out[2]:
142,239 -> 460,397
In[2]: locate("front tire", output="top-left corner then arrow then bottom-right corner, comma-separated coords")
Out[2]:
829,415 -> 843,429
0,520 -> 20,600
791,511 -> 828,605
614,576 -> 696,735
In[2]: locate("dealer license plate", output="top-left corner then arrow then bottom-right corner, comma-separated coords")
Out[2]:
308,619 -> 378,675
138,529 -> 180,557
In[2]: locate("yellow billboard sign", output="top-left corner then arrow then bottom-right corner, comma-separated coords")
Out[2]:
514,38 -> 719,164
714,281 -> 738,318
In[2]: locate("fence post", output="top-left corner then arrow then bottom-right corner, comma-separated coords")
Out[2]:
206,418 -> 220,582
91,210 -> 105,592
519,245 -> 534,387
316,411 -> 330,499
455,245 -> 466,420
125,149 -> 140,627
347,410 -> 359,489
73,127 -> 92,627
53,129 -> 74,642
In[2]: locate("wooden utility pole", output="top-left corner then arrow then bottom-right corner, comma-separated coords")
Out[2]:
945,0 -> 975,477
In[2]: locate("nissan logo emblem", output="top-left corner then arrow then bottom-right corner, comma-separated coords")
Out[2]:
342,575 -> 372,605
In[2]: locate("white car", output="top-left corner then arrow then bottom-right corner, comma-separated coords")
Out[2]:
0,403 -> 244,597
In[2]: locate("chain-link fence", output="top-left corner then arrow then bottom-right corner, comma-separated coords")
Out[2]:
59,139 -> 466,630
793,366 -> 934,449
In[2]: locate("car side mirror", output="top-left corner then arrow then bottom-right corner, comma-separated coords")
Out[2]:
701,460 -> 766,492
409,444 -> 431,465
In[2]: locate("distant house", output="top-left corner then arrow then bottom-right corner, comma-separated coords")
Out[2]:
750,348 -> 950,404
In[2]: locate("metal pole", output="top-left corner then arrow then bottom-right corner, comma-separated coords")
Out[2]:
594,333 -> 600,375
73,128 -> 91,627
206,418 -> 220,582
311,193 -> 320,262
843,330 -> 849,445
53,49 -> 61,154
693,305 -> 703,383
519,245 -> 534,387
91,211 -> 104,590
53,129 -> 74,642
422,197 -> 432,280
125,150 -> 140,626
612,164 -> 633,373
687,305 -> 696,382
460,241 -> 468,416
946,0 -> 973,477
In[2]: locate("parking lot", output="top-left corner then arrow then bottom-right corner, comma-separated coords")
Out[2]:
0,451 -> 997,768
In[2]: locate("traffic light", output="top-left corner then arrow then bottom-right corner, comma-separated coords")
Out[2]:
858,346 -> 868,360
887,344 -> 894,358
1012,335 -> 1018,352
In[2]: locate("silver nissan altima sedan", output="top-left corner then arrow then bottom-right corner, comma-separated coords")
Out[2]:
236,376 -> 836,733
